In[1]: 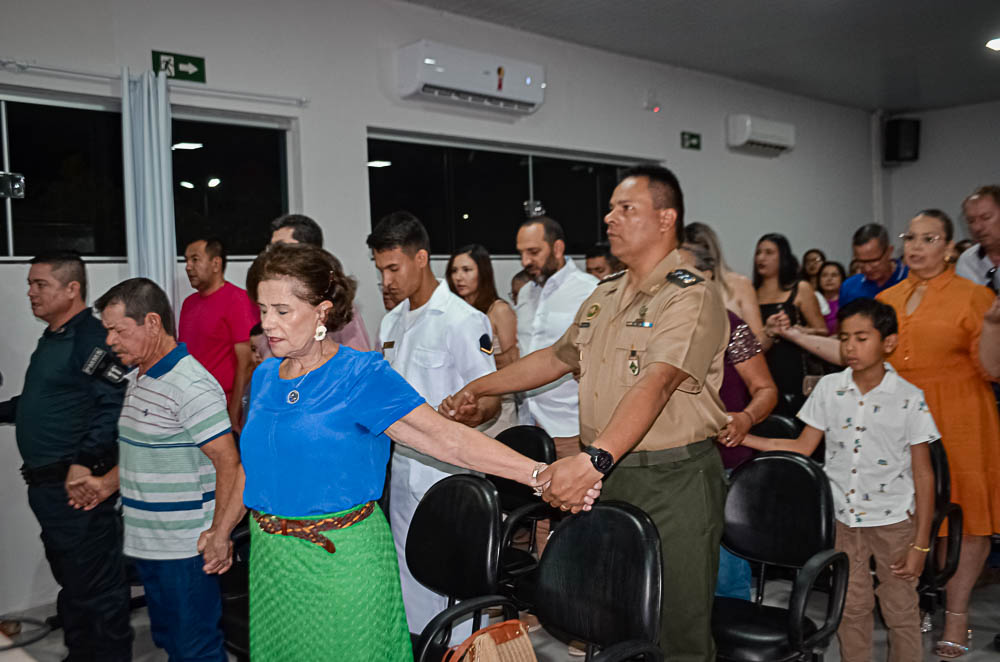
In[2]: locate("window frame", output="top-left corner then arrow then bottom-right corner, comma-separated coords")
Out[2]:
0,86 -> 300,263
366,128 -> 656,258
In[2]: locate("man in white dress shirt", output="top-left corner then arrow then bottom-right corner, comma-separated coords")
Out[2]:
367,210 -> 500,636
515,217 -> 598,462
956,185 -> 1000,293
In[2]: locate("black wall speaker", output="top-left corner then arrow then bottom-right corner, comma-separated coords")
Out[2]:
884,118 -> 920,163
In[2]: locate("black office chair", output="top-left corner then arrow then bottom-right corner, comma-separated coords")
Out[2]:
410,474 -> 515,662
917,440 -> 963,615
219,515 -> 251,661
712,452 -> 848,662
488,426 -> 558,605
533,501 -> 663,661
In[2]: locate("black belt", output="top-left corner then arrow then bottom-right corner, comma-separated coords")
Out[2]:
21,454 -> 116,487
21,461 -> 71,487
616,438 -> 716,467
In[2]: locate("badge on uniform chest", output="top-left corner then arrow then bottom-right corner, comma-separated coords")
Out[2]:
625,303 -> 653,328
627,349 -> 640,376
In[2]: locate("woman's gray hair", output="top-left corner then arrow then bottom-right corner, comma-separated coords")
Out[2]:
681,241 -> 716,276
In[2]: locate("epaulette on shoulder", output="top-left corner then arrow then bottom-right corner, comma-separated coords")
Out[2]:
599,270 -> 627,284
666,269 -> 704,288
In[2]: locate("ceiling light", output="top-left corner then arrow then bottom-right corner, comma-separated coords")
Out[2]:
207,178 -> 221,188
367,160 -> 392,168
987,38 -> 1000,51
179,181 -> 195,189
423,58 -> 437,65
171,142 -> 203,150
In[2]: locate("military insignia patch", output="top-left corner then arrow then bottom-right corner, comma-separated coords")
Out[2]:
666,269 -> 704,288
585,303 -> 601,320
479,334 -> 494,355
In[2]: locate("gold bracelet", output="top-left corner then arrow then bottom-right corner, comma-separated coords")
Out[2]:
911,543 -> 930,553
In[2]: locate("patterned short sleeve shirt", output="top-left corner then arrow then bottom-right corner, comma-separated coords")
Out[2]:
797,364 -> 940,527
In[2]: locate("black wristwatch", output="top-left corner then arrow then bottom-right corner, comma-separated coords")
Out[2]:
582,445 -> 614,475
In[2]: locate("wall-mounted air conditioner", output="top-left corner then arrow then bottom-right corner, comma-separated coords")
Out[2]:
727,114 -> 796,154
397,40 -> 545,115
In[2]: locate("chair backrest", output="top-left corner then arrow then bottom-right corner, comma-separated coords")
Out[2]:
723,451 -> 835,568
927,439 -> 951,507
533,501 -> 662,648
489,426 -> 557,512
748,414 -> 799,440
405,474 -> 502,600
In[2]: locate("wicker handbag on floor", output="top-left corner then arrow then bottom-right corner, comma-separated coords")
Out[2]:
442,619 -> 538,662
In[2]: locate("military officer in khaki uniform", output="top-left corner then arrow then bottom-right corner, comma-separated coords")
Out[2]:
442,165 -> 730,661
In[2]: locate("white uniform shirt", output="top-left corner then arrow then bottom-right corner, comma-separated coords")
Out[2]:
515,259 -> 598,437
379,280 -> 496,467
956,244 -> 1000,291
797,364 -> 940,528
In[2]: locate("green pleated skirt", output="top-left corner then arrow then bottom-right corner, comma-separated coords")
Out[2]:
249,503 -> 412,661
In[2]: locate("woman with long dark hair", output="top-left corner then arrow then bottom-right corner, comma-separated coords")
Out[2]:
445,244 -> 518,369
754,233 -> 828,415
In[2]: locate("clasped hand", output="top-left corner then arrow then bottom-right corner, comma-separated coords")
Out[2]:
438,387 -> 479,426
197,529 -> 234,575
535,454 -> 604,514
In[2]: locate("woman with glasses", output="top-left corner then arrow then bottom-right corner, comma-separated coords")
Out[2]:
878,209 -> 1000,659
800,248 -> 827,290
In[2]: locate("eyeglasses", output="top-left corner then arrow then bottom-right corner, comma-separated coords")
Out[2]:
853,245 -> 890,266
898,233 -> 943,245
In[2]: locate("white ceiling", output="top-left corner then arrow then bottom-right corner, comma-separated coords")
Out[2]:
401,0 -> 1000,111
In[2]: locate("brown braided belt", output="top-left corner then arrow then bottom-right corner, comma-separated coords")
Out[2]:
252,501 -> 376,554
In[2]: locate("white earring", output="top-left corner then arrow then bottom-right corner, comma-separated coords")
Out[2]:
314,324 -> 327,342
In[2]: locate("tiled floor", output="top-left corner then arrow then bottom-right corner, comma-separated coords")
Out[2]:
5,582 -> 1000,660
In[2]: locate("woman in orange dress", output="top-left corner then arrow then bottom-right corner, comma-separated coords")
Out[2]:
878,209 -> 1000,659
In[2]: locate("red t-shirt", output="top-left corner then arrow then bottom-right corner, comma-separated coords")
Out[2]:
178,281 -> 259,402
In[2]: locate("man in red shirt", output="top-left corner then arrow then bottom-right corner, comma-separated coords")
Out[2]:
178,238 -> 259,432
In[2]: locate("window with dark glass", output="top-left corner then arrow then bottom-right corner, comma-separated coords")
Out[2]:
367,137 -> 628,256
6,101 -> 126,256
172,119 -> 288,255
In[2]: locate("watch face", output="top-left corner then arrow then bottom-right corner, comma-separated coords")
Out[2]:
592,449 -> 614,474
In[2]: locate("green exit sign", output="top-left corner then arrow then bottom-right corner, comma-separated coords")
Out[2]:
681,131 -> 702,150
152,50 -> 206,83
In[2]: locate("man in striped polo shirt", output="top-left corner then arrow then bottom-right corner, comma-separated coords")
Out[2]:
73,278 -> 241,662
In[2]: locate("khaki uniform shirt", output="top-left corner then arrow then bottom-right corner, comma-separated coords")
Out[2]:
552,250 -> 729,452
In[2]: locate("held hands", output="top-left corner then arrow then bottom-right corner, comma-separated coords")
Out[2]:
985,295 -> 1000,326
197,529 -> 234,575
66,473 -> 115,510
439,388 -> 480,426
536,454 -> 604,514
721,411 -> 753,447
889,545 -> 928,580
64,464 -> 93,508
764,311 -> 791,339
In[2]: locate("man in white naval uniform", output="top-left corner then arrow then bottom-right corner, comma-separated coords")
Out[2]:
367,211 -> 500,636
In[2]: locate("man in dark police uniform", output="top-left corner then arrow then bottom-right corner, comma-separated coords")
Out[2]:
0,252 -> 132,661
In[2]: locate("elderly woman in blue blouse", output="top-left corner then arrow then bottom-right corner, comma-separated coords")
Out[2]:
201,243 -> 596,661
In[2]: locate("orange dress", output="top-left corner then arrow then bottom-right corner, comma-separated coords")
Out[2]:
878,269 -> 1000,536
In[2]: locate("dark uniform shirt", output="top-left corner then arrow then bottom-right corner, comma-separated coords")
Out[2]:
0,308 -> 125,469
552,249 -> 730,451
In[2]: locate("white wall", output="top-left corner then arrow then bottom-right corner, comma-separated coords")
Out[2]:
0,0 -> 874,612
883,100 -> 1000,241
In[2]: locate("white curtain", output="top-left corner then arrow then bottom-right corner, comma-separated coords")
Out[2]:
121,67 -> 178,312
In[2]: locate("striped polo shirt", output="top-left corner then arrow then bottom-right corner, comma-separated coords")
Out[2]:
118,343 -> 231,560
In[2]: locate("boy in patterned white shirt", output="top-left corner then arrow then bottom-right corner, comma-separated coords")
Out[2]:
741,298 -> 938,662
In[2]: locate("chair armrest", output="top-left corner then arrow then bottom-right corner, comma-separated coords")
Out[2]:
920,502 -> 963,591
501,501 -> 558,551
788,549 -> 848,650
412,595 -> 519,662
593,639 -> 663,661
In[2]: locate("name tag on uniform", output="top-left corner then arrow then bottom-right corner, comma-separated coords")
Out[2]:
579,322 -> 591,328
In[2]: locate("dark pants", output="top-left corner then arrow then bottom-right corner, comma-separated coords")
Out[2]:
603,441 -> 726,662
132,555 -> 226,662
27,484 -> 133,662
